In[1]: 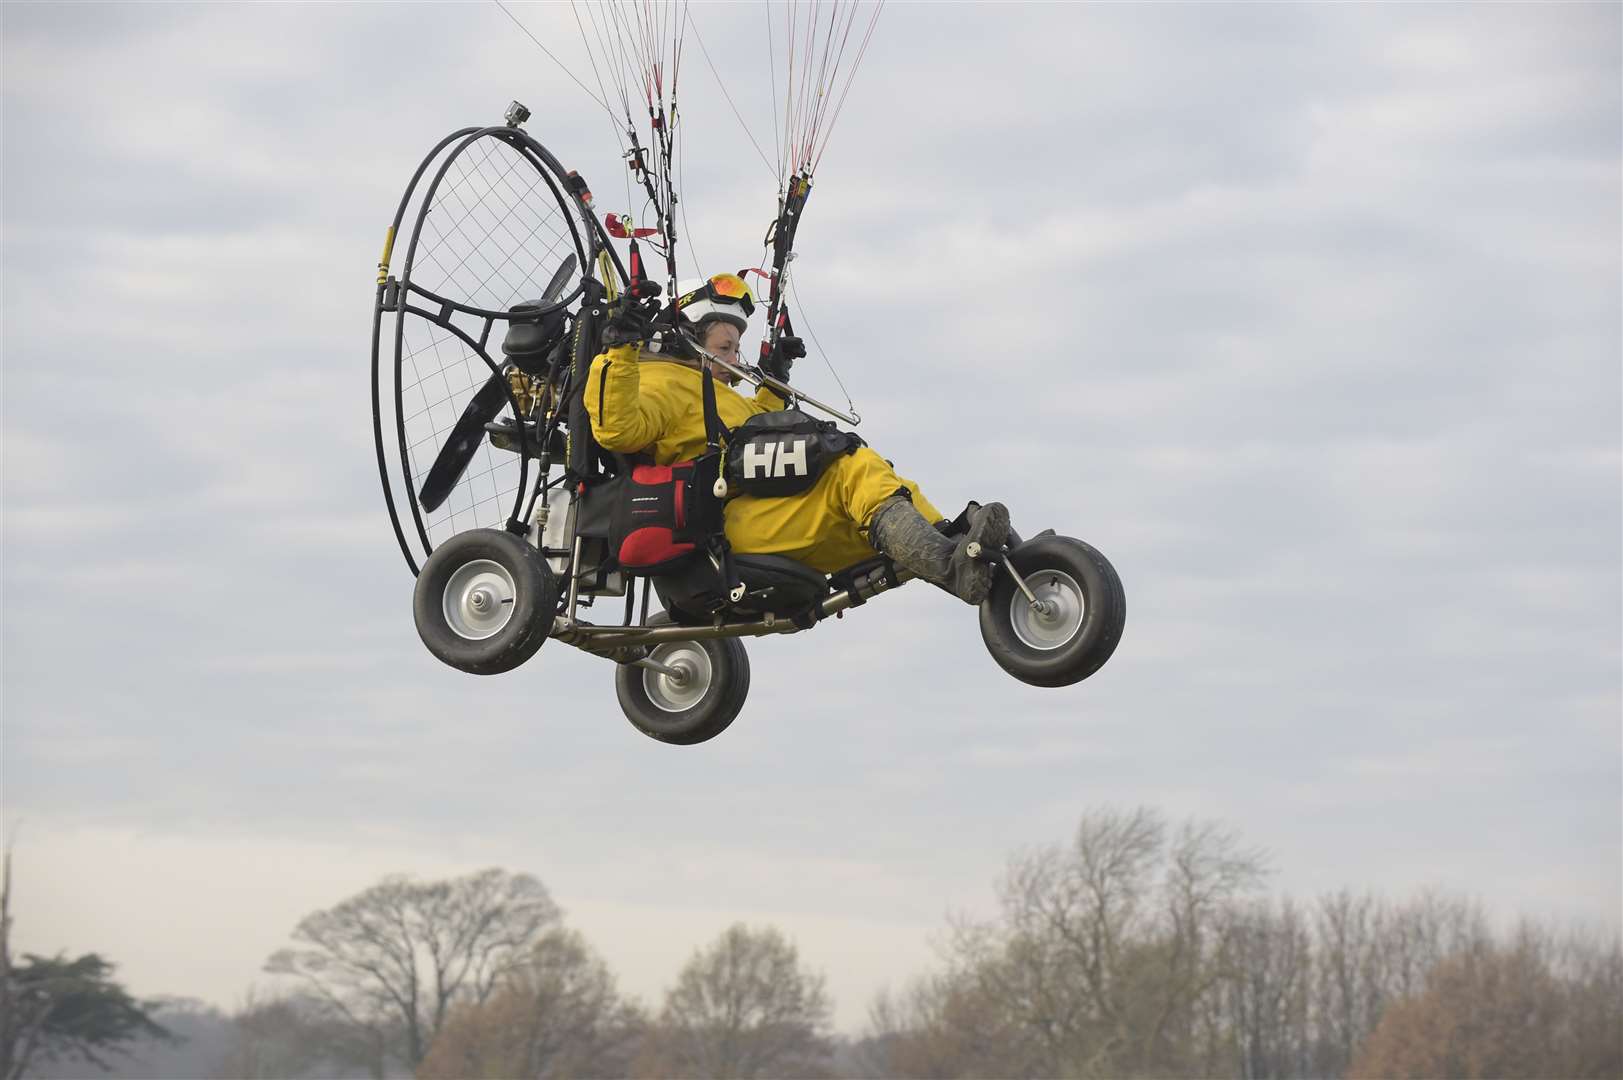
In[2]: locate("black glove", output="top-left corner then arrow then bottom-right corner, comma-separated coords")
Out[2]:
652,324 -> 697,362
761,334 -> 805,382
644,301 -> 700,361
599,297 -> 656,349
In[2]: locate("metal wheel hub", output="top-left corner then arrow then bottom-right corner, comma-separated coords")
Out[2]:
1010,568 -> 1085,651
442,559 -> 517,641
643,642 -> 712,712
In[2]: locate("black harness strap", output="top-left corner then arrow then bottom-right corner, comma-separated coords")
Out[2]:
700,360 -> 730,450
698,362 -> 742,601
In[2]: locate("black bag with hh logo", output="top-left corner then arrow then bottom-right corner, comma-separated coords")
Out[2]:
723,409 -> 865,498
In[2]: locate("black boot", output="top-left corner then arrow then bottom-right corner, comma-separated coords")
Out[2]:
868,496 -> 1009,605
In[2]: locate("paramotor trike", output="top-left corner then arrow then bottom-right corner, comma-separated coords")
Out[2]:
371,112 -> 1125,745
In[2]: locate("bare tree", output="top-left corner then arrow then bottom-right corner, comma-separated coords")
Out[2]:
864,807 -> 1266,1079
208,989 -> 367,1080
861,970 -> 1035,1079
418,928 -> 646,1079
646,923 -> 834,1079
1214,898 -> 1313,1079
1557,925 -> 1623,1078
1308,889 -> 1387,1076
1308,889 -> 1489,1076
992,808 -> 1263,1077
264,868 -> 558,1074
1346,923 -> 1623,1079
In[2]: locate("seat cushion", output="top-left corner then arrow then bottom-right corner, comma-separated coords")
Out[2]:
734,553 -> 827,591
650,552 -> 827,620
731,553 -> 828,615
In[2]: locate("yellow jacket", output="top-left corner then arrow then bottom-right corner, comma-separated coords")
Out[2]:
585,342 -> 940,572
584,344 -> 786,463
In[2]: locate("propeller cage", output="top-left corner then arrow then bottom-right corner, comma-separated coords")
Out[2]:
371,122 -> 608,576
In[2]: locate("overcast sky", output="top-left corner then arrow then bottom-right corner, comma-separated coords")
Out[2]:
3,1 -> 1619,1035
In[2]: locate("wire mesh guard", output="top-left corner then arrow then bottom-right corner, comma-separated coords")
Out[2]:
394,133 -> 586,551
397,316 -> 520,550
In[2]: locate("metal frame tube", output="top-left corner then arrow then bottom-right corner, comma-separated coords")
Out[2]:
628,656 -> 685,678
998,555 -> 1054,615
562,535 -> 585,626
684,337 -> 860,425
1000,555 -> 1041,605
550,565 -> 918,652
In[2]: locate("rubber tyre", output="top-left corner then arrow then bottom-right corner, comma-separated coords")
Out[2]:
615,616 -> 750,745
413,528 -> 557,675
979,535 -> 1125,688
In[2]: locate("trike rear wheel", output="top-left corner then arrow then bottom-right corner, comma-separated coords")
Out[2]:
413,528 -> 557,675
615,617 -> 750,745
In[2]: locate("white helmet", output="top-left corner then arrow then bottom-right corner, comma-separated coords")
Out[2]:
675,272 -> 756,335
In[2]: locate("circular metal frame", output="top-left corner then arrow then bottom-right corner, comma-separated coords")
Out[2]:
374,121 -> 628,578
441,558 -> 517,641
1008,569 -> 1086,651
642,641 -> 713,712
400,129 -> 593,319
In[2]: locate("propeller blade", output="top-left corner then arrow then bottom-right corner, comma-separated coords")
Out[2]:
542,253 -> 577,301
415,255 -> 577,514
416,374 -> 509,513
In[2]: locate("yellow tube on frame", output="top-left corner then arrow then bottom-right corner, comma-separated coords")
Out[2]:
377,225 -> 396,285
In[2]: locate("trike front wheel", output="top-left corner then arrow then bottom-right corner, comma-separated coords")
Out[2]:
979,535 -> 1124,688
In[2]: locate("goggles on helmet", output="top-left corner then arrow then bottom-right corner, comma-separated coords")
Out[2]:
677,273 -> 756,319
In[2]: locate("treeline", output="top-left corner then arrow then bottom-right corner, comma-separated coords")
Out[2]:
10,808 -> 1621,1079
856,809 -> 1621,1079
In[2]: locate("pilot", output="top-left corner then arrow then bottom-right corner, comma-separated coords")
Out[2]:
585,273 -> 1007,604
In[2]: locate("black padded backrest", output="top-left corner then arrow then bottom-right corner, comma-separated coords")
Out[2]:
575,486 -> 615,538
574,466 -> 630,539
